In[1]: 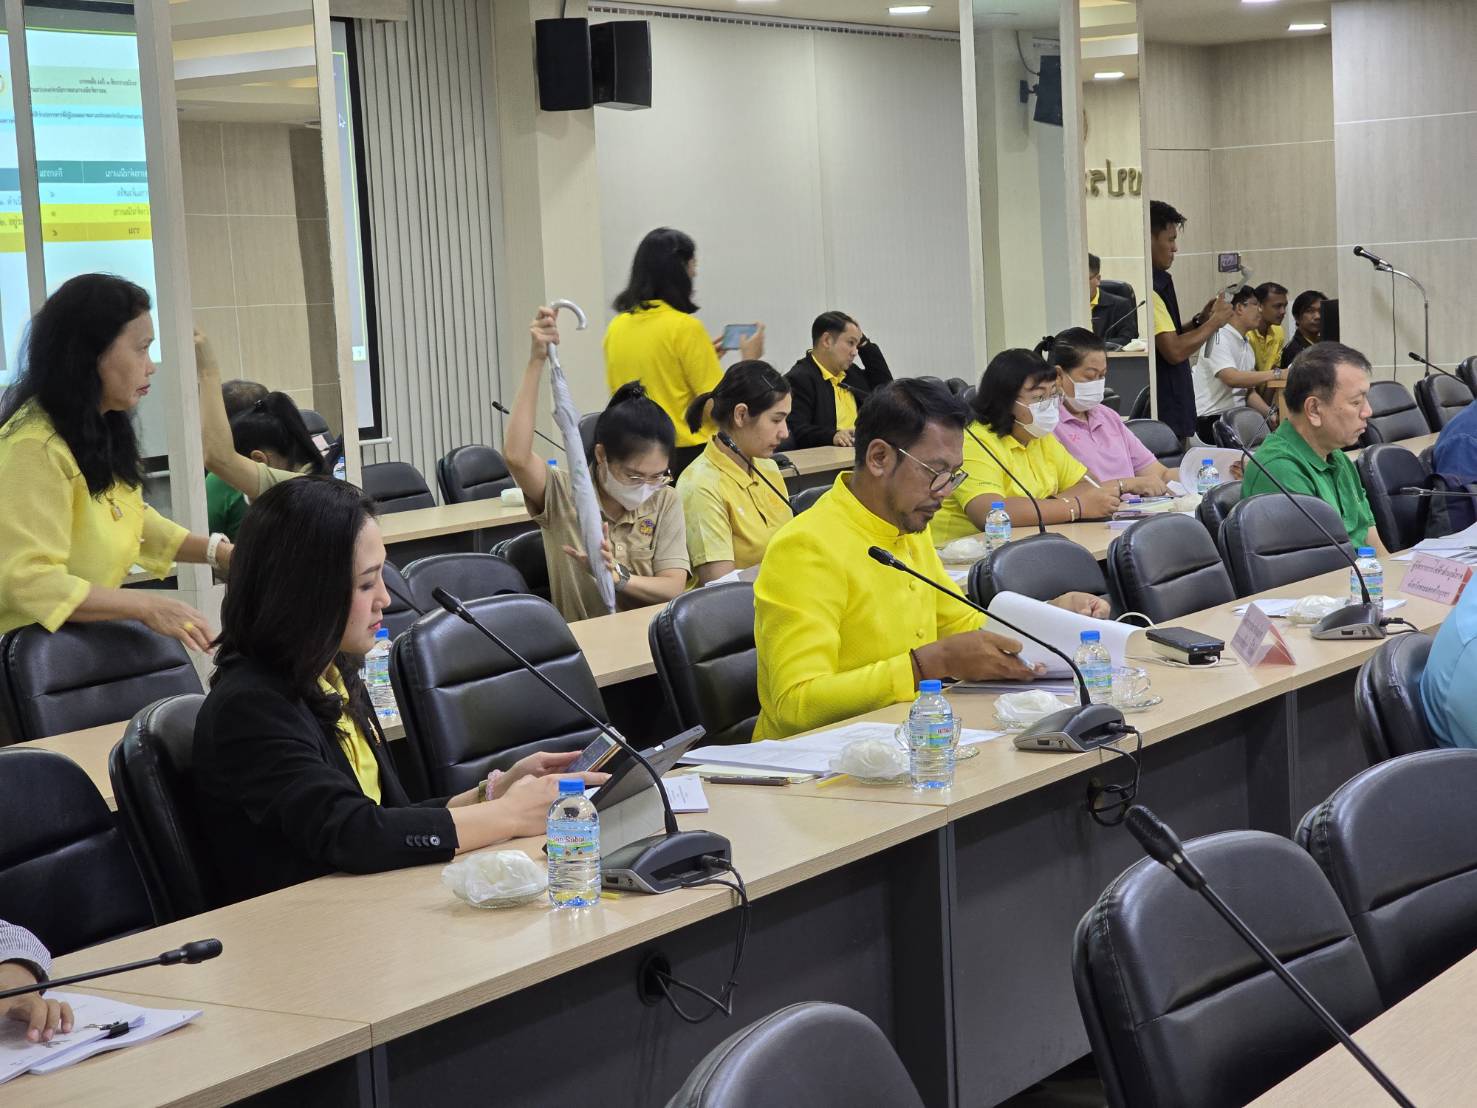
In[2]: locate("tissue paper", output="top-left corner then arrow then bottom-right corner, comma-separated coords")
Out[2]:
829,738 -> 907,782
442,850 -> 547,908
995,689 -> 1073,728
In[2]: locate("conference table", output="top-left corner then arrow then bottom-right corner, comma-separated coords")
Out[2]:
11,556 -> 1453,1107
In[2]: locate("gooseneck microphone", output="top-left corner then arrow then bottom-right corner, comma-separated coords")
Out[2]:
1352,245 -> 1391,271
0,939 -> 224,1001
1407,351 -> 1462,381
964,425 -> 1047,535
1124,806 -> 1415,1108
490,400 -> 564,454
866,546 -> 1125,751
716,431 -> 794,514
1223,429 -> 1385,641
1353,248 -> 1431,374
1101,297 -> 1148,345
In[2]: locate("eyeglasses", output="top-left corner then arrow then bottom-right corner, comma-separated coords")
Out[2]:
607,467 -> 672,489
893,445 -> 968,495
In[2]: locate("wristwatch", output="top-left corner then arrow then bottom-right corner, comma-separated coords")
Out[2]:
613,562 -> 632,592
205,532 -> 228,572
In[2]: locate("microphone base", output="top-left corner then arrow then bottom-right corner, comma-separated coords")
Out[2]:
1014,703 -> 1125,753
601,830 -> 732,895
1310,602 -> 1387,641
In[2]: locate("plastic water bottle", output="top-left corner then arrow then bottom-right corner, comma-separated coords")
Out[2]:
984,501 -> 1012,552
363,628 -> 397,725
1352,546 -> 1384,614
547,779 -> 601,909
907,679 -> 955,791
1074,630 -> 1113,705
332,455 -> 346,482
548,458 -> 559,471
1195,457 -> 1220,495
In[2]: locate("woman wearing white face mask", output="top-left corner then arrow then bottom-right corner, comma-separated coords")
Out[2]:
506,307 -> 690,621
1047,328 -> 1180,498
930,348 -> 1122,544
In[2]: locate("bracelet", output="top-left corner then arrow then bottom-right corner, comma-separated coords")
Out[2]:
1074,496 -> 1083,520
482,770 -> 503,803
1116,480 -> 1124,496
205,532 -> 227,571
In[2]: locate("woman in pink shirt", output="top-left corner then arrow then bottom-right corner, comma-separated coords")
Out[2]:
1044,328 -> 1180,496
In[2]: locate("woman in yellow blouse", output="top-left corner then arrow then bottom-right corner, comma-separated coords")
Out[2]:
0,274 -> 228,651
676,361 -> 794,584
930,348 -> 1123,544
604,227 -> 765,475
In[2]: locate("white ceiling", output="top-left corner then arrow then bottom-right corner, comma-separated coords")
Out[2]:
607,0 -> 959,34
1141,0 -> 1332,45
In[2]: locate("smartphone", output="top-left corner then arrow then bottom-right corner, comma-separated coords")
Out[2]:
1217,251 -> 1242,274
566,733 -> 621,774
719,323 -> 758,351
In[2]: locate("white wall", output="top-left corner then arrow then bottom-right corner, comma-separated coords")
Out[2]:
594,14 -> 974,380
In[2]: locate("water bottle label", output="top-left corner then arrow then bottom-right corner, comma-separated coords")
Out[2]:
547,833 -> 599,862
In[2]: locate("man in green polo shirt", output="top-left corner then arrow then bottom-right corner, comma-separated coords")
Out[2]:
1241,341 -> 1385,553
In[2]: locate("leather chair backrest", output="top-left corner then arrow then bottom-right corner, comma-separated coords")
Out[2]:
298,407 -> 330,436
403,553 -> 528,612
1356,443 -> 1430,552
790,486 -> 826,515
381,561 -> 420,639
1099,278 -> 1134,303
495,529 -> 550,601
946,377 -> 970,396
665,1002 -> 924,1108
0,620 -> 202,745
1212,406 -> 1270,450
969,532 -> 1111,611
1359,380 -> 1430,445
1458,355 -> 1477,397
108,694 -> 216,922
390,594 -> 607,796
1106,514 -> 1236,623
1074,829 -> 1381,1108
579,412 -> 599,458
1125,418 -> 1182,466
0,747 -> 155,955
1128,386 -> 1151,421
649,583 -> 757,747
1297,748 -> 1477,1008
361,461 -> 436,513
1352,631 -> 1436,764
1217,492 -> 1353,596
437,444 -> 516,504
1195,479 -> 1242,545
1415,373 -> 1473,431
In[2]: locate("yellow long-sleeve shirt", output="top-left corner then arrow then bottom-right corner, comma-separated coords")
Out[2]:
604,300 -> 724,449
0,403 -> 188,633
752,473 -> 984,741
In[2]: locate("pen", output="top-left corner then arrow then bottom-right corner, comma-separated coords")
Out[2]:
816,773 -> 854,788
700,775 -> 789,786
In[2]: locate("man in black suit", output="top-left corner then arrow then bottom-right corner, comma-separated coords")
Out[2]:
1088,253 -> 1138,346
784,311 -> 893,448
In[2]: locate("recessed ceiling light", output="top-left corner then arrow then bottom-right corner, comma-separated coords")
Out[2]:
1288,21 -> 1327,31
889,5 -> 933,14
1093,71 -> 1126,80
1241,0 -> 1279,5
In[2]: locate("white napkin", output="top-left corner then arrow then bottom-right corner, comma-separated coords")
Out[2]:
442,850 -> 547,906
995,689 -> 1073,725
830,737 -> 907,779
939,535 -> 990,563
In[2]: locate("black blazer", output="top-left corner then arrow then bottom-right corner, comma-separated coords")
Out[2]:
1092,290 -> 1139,346
193,656 -> 457,905
783,342 -> 894,449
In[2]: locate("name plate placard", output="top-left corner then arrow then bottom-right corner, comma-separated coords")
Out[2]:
1399,552 -> 1473,607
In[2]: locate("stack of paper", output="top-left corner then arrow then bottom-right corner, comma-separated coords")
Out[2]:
1,992 -> 201,1083
986,592 -> 1137,676
681,721 -> 1005,775
1233,598 -> 1407,617
1393,522 -> 1477,563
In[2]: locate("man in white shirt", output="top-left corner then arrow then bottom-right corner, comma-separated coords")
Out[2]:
1193,285 -> 1282,442
0,918 -> 72,1042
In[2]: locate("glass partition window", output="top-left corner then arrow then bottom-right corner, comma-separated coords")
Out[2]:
0,31 -> 27,382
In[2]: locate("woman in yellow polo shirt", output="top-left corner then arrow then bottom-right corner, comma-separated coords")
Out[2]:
676,361 -> 794,584
0,274 -> 228,651
604,227 -> 765,475
930,348 -> 1122,544
192,476 -> 608,905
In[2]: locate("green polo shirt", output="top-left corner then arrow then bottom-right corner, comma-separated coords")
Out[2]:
1240,420 -> 1376,547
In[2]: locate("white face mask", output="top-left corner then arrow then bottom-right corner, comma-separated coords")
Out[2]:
1017,397 -> 1060,437
1068,378 -> 1106,411
600,465 -> 659,511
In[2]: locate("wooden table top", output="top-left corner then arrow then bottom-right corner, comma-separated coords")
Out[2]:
1251,947 -> 1477,1106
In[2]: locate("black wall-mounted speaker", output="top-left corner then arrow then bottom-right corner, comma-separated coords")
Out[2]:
535,18 -> 593,111
592,20 -> 651,110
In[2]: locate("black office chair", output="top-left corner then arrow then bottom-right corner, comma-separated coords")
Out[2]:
665,1002 -> 923,1108
1356,443 -> 1430,552
1128,386 -> 1151,421
109,694 -> 216,923
961,385 -> 977,407
1457,355 -> 1477,397
1073,829 -> 1381,1108
1212,405 -> 1270,450
790,486 -> 826,514
361,460 -> 436,513
968,532 -> 1111,612
945,377 -> 970,396
0,747 -> 156,955
403,553 -> 528,612
1102,386 -> 1121,414
1099,278 -> 1135,304
391,594 -> 607,796
494,529 -> 550,601
1358,380 -> 1430,445
1195,479 -> 1242,546
1351,632 -> 1437,764
579,412 -> 599,458
649,583 -> 757,748
382,561 -> 420,638
1106,514 -> 1235,623
298,407 -> 330,437
1415,373 -> 1473,430
1298,748 -> 1477,1007
1217,493 -> 1354,596
436,444 -> 517,503
0,620 -> 202,745
1125,418 -> 1181,467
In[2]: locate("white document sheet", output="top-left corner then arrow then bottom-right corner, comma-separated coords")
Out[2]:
0,992 -> 200,1084
985,591 -> 1137,677
1180,447 -> 1244,485
660,774 -> 709,813
681,720 -> 1004,774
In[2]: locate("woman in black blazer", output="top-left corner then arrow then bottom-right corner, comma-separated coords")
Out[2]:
193,476 -> 607,905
